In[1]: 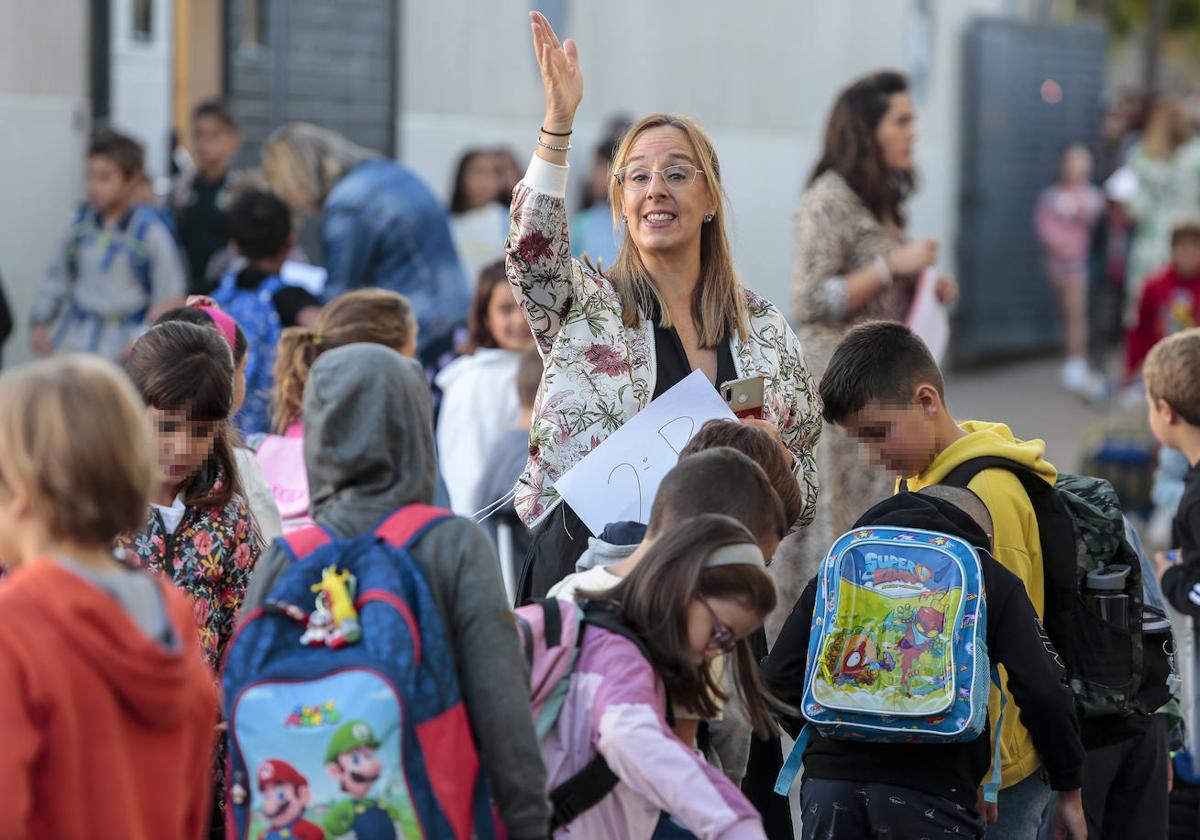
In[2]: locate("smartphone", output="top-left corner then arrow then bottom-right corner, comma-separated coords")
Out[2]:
720,375 -> 765,420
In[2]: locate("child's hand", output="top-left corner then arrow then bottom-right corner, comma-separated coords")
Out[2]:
30,325 -> 53,357
1051,789 -> 1086,839
935,273 -> 959,305
740,418 -> 795,468
1153,549 -> 1180,581
974,789 -> 998,823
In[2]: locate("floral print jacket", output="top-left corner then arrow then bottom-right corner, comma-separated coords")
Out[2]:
505,156 -> 821,528
116,484 -> 260,674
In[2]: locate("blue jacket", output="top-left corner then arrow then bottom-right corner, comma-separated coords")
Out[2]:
321,159 -> 470,352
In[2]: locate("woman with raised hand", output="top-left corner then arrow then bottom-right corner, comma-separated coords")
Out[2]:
507,12 -> 821,605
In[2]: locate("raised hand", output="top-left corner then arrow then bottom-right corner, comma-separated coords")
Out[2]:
530,11 -> 582,131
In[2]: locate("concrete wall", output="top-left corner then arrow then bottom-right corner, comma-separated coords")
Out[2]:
399,0 -> 1013,315
0,0 -> 92,368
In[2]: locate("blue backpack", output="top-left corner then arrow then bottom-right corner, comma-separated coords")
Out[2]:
776,524 -> 1005,801
222,505 -> 493,840
212,271 -> 286,435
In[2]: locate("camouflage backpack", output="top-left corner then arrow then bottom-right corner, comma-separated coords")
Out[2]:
943,459 -> 1145,719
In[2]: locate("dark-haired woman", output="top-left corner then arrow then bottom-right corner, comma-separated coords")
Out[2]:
791,70 -> 957,546
449,148 -> 510,285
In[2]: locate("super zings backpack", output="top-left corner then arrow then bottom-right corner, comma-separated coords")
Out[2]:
222,505 -> 493,840
775,495 -> 1005,801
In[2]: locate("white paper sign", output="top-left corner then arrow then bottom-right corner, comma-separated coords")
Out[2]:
554,369 -> 739,534
906,267 -> 950,364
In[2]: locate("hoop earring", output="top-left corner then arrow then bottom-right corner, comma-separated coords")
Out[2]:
704,214 -> 715,223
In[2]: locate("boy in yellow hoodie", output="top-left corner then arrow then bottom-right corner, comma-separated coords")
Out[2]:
817,321 -> 1074,838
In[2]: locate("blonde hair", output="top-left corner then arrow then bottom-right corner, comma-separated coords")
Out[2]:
261,123 -> 378,211
605,113 -> 748,347
0,356 -> 156,546
1145,328 -> 1200,426
273,289 -> 417,432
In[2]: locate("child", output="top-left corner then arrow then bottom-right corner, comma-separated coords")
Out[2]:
174,99 -> 243,294
435,260 -> 535,513
474,344 -> 543,590
1150,329 -> 1200,611
814,321 -> 1072,837
213,188 -> 322,435
1125,217 -> 1200,378
0,355 -> 216,838
1035,143 -> 1105,398
542,513 -> 778,838
257,288 -> 417,533
30,131 -> 186,360
763,487 -> 1085,839
117,321 -> 261,671
240,342 -> 551,838
549,425 -> 796,601
154,303 -> 284,542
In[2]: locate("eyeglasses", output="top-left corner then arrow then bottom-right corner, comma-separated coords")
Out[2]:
614,164 -> 706,192
697,596 -> 737,654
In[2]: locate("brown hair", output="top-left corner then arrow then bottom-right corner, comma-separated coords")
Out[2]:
89,130 -> 145,180
0,356 -> 157,547
516,345 -> 543,409
125,322 -> 242,508
1171,216 -> 1200,248
1142,98 -> 1193,161
820,320 -> 944,424
1145,328 -> 1200,427
273,289 -> 416,432
581,514 -> 781,737
463,260 -> 510,353
604,113 -> 748,348
679,420 -> 803,525
810,70 -> 914,226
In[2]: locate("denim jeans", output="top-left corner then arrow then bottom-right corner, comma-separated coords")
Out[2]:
985,770 -> 1053,839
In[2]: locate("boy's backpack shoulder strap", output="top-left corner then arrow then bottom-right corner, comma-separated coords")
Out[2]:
125,206 -> 157,296
283,524 -> 334,559
65,203 -> 95,281
260,273 -> 288,299
375,504 -> 453,551
941,456 -> 1049,497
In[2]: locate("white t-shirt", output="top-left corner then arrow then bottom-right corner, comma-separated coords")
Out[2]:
153,495 -> 187,536
547,565 -> 624,602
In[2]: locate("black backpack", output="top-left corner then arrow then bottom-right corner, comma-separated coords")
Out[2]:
941,457 -> 1158,719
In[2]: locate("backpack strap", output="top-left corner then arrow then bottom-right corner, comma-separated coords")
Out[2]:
774,725 -> 812,796
375,504 -> 453,551
65,203 -> 94,282
125,206 -> 155,298
982,664 -> 1006,804
283,525 -> 334,559
548,602 -> 664,830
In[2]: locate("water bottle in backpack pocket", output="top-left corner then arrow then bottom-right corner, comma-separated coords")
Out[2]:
221,505 -> 493,840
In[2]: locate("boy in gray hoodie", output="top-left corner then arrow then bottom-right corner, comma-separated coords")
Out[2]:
241,343 -> 551,838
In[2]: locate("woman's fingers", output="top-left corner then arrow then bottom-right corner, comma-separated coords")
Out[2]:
564,38 -> 579,73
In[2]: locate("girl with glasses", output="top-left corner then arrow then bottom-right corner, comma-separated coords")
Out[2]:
507,12 -> 822,605
544,513 -> 781,838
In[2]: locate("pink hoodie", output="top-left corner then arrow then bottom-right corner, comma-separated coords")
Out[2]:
542,625 -> 765,839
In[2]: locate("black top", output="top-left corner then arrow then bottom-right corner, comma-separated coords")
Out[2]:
762,494 -> 1084,811
177,172 -> 232,295
648,301 -> 737,399
1162,458 -> 1200,617
235,267 -> 322,329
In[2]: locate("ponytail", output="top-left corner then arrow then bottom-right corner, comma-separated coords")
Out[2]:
271,327 -> 324,433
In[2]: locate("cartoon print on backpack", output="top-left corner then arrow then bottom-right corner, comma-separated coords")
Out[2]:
256,759 -> 324,840
230,671 -> 419,840
811,531 -> 961,715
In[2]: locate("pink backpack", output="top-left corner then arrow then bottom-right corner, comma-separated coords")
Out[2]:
515,598 -> 655,829
252,422 -> 312,533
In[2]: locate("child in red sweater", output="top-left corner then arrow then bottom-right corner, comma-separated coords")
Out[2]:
1126,217 -> 1200,378
0,355 -> 217,839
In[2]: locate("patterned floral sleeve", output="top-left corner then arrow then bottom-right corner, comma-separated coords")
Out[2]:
505,158 -> 579,354
791,174 -> 855,325
781,324 -> 822,528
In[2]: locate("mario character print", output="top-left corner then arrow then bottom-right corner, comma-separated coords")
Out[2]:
324,721 -> 403,839
256,759 -> 324,840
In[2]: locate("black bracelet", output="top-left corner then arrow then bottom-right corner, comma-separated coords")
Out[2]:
540,126 -> 573,137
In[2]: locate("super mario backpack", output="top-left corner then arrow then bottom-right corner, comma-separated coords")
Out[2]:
222,505 -> 493,840
775,495 -> 1005,801
212,270 -> 287,435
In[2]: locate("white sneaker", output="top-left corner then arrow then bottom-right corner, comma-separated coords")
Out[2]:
1061,358 -> 1107,403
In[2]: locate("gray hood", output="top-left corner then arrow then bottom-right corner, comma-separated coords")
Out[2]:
304,343 -> 438,537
